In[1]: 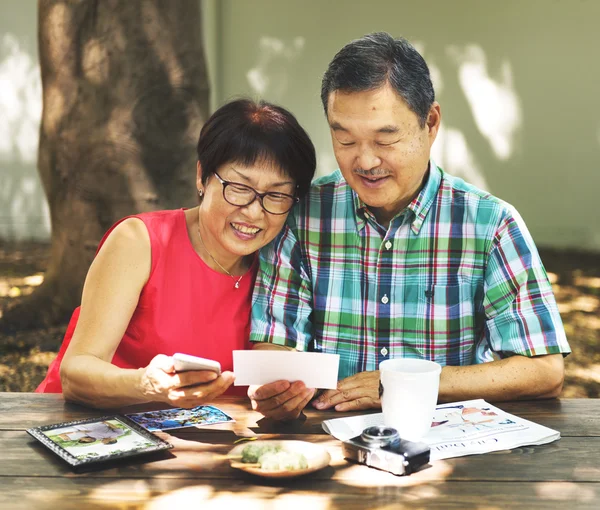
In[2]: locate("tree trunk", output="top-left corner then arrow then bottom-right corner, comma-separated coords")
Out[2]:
0,0 -> 208,333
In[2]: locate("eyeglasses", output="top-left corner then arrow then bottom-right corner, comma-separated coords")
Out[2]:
213,172 -> 298,215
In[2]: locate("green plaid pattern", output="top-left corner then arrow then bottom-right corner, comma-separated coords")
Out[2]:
251,163 -> 570,380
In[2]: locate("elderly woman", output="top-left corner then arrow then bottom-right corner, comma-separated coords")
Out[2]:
36,99 -> 316,409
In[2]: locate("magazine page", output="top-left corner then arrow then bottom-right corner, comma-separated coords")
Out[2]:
322,399 -> 560,461
424,399 -> 560,460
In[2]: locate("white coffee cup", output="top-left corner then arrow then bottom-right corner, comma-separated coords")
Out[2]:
379,358 -> 442,441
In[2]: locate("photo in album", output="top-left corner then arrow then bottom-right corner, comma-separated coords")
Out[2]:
125,405 -> 234,432
27,415 -> 173,469
42,418 -> 157,460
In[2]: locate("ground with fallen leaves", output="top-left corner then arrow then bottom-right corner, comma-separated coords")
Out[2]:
0,242 -> 598,396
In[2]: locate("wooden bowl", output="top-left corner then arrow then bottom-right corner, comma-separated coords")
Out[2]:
228,440 -> 331,478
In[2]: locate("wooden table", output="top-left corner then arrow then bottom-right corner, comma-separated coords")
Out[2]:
1,394 -> 599,509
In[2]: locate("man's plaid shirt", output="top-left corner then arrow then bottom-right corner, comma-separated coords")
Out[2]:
251,162 -> 570,380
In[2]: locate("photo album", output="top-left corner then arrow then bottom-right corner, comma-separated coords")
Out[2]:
27,415 -> 173,471
27,405 -> 234,471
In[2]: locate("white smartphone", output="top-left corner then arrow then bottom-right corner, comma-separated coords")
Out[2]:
172,353 -> 222,375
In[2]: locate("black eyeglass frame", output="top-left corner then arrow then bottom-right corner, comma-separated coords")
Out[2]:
213,172 -> 299,215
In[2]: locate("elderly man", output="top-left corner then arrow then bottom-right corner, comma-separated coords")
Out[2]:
249,32 -> 570,420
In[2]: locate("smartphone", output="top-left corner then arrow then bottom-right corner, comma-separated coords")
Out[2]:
172,353 -> 222,375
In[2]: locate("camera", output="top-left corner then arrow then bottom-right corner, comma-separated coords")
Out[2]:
342,425 -> 430,476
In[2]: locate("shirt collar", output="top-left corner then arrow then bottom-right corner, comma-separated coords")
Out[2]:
351,160 -> 442,235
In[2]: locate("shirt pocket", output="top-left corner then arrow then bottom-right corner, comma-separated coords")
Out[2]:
402,282 -> 475,365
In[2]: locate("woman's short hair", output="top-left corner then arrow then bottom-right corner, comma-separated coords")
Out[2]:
196,99 -> 316,197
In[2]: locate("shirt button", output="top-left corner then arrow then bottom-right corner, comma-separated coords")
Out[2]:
384,241 -> 392,250
381,294 -> 389,304
381,347 -> 388,356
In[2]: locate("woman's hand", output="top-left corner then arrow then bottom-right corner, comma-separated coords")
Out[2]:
140,354 -> 235,408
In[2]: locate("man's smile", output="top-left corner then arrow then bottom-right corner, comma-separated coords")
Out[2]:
356,173 -> 391,188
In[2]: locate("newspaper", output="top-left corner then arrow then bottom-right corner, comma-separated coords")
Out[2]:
322,399 -> 560,461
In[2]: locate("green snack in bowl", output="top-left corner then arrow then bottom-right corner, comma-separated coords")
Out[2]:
240,443 -> 309,471
259,450 -> 308,471
241,443 -> 281,464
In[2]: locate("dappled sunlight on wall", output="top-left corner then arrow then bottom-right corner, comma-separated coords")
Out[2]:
0,33 -> 41,163
431,125 -> 490,191
447,44 -> 522,162
419,43 -> 491,191
425,43 -> 522,194
246,36 -> 305,100
0,32 -> 49,240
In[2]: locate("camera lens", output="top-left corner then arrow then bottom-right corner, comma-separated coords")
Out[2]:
361,426 -> 400,446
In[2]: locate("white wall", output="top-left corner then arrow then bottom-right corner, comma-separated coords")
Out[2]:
206,0 -> 600,251
0,0 -> 49,240
2,0 -> 600,250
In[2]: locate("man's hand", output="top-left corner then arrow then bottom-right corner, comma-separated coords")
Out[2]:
248,380 -> 315,420
312,370 -> 381,411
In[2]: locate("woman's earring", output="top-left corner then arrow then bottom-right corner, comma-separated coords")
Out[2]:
197,189 -> 204,198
